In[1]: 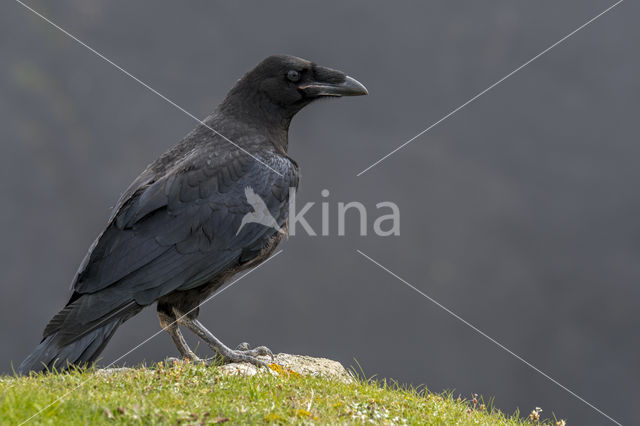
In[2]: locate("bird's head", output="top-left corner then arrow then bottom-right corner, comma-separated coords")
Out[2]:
220,55 -> 368,125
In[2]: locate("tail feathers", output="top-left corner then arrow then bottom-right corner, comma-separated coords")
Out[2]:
18,318 -> 121,375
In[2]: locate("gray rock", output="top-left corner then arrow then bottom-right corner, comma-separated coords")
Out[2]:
96,353 -> 354,383
216,353 -> 354,383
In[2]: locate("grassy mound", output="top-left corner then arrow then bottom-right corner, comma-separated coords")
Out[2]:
1,361 -> 563,424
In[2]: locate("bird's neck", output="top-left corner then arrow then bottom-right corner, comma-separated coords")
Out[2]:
217,91 -> 293,153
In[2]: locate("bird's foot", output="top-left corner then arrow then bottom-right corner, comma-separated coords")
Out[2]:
224,350 -> 271,369
202,343 -> 274,369
205,352 -> 270,369
235,342 -> 274,359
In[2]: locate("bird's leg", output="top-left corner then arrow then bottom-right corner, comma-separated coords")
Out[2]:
173,308 -> 272,369
157,310 -> 200,362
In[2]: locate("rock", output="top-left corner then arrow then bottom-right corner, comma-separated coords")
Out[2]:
95,353 -> 354,383
216,353 -> 354,383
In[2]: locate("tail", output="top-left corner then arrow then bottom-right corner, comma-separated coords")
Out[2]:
17,318 -> 122,375
18,293 -> 143,375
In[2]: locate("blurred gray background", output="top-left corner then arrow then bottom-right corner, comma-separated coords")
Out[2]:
1,1 -> 637,424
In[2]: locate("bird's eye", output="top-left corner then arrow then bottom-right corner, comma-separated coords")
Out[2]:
286,70 -> 300,82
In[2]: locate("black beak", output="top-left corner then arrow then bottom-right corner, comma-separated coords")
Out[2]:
300,75 -> 368,97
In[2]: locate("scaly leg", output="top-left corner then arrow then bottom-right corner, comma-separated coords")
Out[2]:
158,310 -> 199,361
173,308 -> 272,368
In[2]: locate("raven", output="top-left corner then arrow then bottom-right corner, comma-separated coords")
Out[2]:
18,55 -> 367,374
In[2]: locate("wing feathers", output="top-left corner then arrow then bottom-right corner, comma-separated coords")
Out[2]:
71,150 -> 297,307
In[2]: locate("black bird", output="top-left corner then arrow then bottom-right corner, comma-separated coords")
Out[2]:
18,55 -> 367,374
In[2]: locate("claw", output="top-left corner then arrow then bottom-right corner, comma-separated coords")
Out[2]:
252,345 -> 274,360
236,342 -> 251,351
203,347 -> 272,369
234,342 -> 274,360
224,350 -> 271,369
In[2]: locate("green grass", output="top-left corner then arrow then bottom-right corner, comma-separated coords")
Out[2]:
1,361 -> 563,425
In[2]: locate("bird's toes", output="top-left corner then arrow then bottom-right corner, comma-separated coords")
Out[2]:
236,343 -> 274,359
235,342 -> 251,351
250,345 -> 274,359
224,350 -> 271,369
